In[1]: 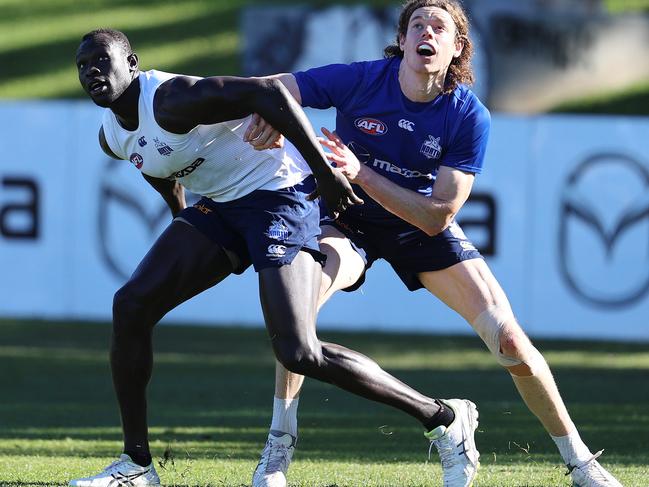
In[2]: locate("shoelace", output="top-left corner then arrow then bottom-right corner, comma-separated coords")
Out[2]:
266,445 -> 289,472
428,437 -> 456,469
263,440 -> 291,474
566,450 -> 609,480
102,460 -> 125,473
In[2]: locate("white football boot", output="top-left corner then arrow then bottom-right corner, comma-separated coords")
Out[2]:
568,450 -> 623,487
69,454 -> 160,486
424,399 -> 480,487
252,429 -> 297,487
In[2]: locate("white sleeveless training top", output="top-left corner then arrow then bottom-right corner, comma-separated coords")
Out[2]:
101,70 -> 312,202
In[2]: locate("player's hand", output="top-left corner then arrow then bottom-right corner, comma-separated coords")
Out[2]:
308,166 -> 363,219
243,113 -> 284,150
318,127 -> 364,182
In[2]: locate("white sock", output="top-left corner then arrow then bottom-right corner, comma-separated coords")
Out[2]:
270,397 -> 299,437
552,429 -> 592,464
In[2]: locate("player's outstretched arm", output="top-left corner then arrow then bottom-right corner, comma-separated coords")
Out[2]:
155,75 -> 362,216
320,128 -> 472,236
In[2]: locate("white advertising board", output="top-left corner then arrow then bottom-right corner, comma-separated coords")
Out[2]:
0,102 -> 647,340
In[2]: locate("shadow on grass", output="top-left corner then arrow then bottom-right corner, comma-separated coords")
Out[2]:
0,1 -> 242,97
0,484 -> 249,487
1,321 -> 647,466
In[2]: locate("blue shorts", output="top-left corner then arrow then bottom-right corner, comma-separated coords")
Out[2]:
179,176 -> 325,272
324,211 -> 483,292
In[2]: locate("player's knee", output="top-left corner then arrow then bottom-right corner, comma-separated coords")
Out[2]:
112,283 -> 149,336
472,306 -> 539,375
499,329 -> 535,376
274,340 -> 323,375
499,328 -> 526,359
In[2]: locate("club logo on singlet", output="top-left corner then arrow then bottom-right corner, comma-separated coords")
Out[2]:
129,153 -> 144,169
153,137 -> 174,156
355,117 -> 388,136
420,135 -> 442,160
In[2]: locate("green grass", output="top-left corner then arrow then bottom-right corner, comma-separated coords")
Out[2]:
605,0 -> 649,13
1,320 -> 648,486
551,80 -> 649,116
0,0 -> 392,99
1,0 -> 648,114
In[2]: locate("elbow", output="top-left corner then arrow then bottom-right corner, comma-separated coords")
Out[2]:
256,77 -> 284,100
248,78 -> 287,116
423,212 -> 456,237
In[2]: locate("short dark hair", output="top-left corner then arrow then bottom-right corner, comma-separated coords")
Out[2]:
81,28 -> 133,55
384,0 -> 474,93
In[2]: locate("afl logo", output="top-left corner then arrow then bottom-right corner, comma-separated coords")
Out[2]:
129,153 -> 143,169
355,117 -> 388,136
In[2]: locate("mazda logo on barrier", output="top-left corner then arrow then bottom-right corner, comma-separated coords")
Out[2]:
559,153 -> 649,308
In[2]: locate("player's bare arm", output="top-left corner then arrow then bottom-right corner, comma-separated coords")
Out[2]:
243,74 -> 301,149
320,127 -> 473,236
142,174 -> 186,218
154,75 -> 362,216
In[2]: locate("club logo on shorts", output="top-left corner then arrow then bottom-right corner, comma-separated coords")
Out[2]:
129,153 -> 144,169
355,117 -> 388,136
420,135 -> 442,160
267,244 -> 287,258
266,219 -> 290,241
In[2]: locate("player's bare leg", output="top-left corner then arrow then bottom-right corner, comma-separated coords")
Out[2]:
419,258 -> 622,486
116,223 -> 236,451
72,221 -> 238,486
260,250 -> 441,420
256,227 -> 366,487
255,246 -> 478,487
272,225 -> 364,398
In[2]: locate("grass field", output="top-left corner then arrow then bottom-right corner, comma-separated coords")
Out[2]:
1,320 -> 647,486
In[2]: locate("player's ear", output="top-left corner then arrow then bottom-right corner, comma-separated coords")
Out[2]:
127,53 -> 139,72
453,35 -> 465,59
399,34 -> 405,52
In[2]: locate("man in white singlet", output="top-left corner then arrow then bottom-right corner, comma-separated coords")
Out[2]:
70,28 -> 479,487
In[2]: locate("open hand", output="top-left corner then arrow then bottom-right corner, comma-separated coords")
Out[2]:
318,127 -> 364,182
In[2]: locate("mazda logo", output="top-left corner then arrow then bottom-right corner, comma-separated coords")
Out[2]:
559,153 -> 649,308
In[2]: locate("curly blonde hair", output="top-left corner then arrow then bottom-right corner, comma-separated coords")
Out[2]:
384,0 -> 474,93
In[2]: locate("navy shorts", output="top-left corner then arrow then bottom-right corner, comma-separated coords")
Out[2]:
324,211 -> 483,292
179,176 -> 325,272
